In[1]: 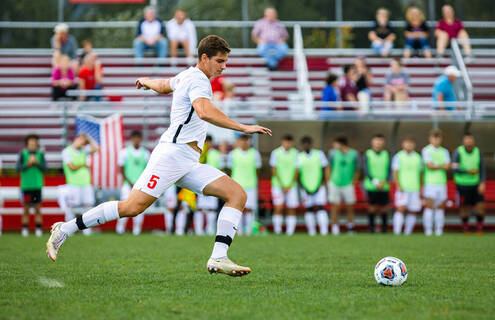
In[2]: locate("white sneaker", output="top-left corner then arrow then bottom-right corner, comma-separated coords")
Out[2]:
22,228 -> 29,237
46,222 -> 68,262
331,224 -> 340,235
35,228 -> 42,237
207,257 -> 251,277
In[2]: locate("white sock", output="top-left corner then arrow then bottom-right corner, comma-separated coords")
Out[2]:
423,208 -> 433,235
244,212 -> 254,236
316,210 -> 329,235
132,213 -> 144,235
65,207 -> 75,222
393,211 -> 404,235
331,224 -> 340,235
116,217 -> 128,234
164,209 -> 174,233
175,209 -> 187,235
404,214 -> 416,235
435,209 -> 445,236
210,206 -> 242,259
304,211 -> 316,236
273,214 -> 283,235
193,211 -> 204,235
286,215 -> 296,236
206,210 -> 217,235
60,201 -> 119,236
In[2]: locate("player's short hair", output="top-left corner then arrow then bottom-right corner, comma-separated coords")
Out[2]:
326,73 -> 338,85
429,129 -> 443,138
24,133 -> 39,145
334,135 -> 348,146
301,136 -> 312,144
130,130 -> 142,138
403,135 -> 415,143
197,35 -> 231,60
282,134 -> 293,141
205,135 -> 213,142
239,134 -> 250,140
372,133 -> 385,139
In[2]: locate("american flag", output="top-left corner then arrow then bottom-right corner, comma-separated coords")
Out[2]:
75,114 -> 124,188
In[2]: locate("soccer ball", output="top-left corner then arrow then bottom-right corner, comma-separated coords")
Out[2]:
374,256 -> 407,286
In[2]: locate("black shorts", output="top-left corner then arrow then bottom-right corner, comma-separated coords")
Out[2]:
456,185 -> 484,206
21,190 -> 42,205
367,191 -> 390,206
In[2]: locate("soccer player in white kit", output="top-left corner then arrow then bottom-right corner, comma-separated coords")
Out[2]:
46,35 -> 272,277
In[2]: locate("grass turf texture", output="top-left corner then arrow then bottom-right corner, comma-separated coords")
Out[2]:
1,233 -> 494,320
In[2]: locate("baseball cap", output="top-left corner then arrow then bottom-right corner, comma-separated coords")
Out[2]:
444,65 -> 461,77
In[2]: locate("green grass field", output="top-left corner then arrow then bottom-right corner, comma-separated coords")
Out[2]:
1,233 -> 494,320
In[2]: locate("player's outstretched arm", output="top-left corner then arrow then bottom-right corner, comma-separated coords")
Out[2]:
193,98 -> 272,136
135,77 -> 173,94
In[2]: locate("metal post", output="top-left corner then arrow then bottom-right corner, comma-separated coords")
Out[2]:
335,0 -> 343,48
428,0 -> 436,20
58,0 -> 64,22
242,0 -> 249,48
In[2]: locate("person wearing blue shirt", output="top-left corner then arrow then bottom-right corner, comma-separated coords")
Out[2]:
321,73 -> 340,111
433,65 -> 460,110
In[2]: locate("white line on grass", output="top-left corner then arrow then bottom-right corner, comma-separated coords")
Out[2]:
38,276 -> 65,288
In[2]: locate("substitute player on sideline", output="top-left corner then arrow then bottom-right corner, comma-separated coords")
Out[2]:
298,136 -> 330,236
47,35 -> 271,277
421,129 -> 450,236
115,130 -> 150,235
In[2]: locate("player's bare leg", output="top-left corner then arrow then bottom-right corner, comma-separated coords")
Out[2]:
202,175 -> 251,277
46,190 -> 156,261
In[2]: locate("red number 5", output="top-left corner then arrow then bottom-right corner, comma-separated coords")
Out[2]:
147,175 -> 160,189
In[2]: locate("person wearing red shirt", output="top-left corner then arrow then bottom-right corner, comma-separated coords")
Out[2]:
78,53 -> 103,101
435,5 -> 471,57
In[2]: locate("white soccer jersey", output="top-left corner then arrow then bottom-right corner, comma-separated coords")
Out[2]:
160,67 -> 213,149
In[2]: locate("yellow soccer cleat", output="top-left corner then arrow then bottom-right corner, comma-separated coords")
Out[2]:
207,257 -> 251,277
46,222 -> 68,262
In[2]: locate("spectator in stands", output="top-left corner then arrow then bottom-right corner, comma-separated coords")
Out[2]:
322,73 -> 339,103
78,53 -> 103,101
328,135 -> 359,235
79,39 -> 94,65
435,5 -> 472,58
392,136 -> 422,235
16,134 -> 46,237
339,65 -> 358,109
384,59 -> 410,104
355,58 -> 373,111
363,134 -> 391,233
51,55 -> 77,101
421,129 -> 450,236
115,130 -> 150,235
133,6 -> 168,59
211,76 -> 234,101
404,6 -> 432,58
252,7 -> 289,71
51,23 -> 78,71
270,134 -> 299,235
452,133 -> 486,234
368,8 -> 396,57
432,65 -> 460,110
166,8 -> 197,59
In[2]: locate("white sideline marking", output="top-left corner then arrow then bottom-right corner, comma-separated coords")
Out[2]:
38,276 -> 65,288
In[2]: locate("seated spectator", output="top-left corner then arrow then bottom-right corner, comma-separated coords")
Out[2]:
368,8 -> 396,57
78,53 -> 103,101
51,55 -> 77,101
322,73 -> 340,101
355,58 -> 373,109
211,76 -> 235,102
433,65 -> 461,110
339,64 -> 358,109
166,8 -> 197,58
384,59 -> 410,104
435,5 -> 472,57
404,6 -> 432,58
252,7 -> 289,71
79,39 -> 94,65
133,6 -> 168,59
51,23 -> 78,71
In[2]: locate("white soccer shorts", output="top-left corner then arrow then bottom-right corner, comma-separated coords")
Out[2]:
301,186 -> 327,208
271,186 -> 299,208
328,182 -> 356,205
196,194 -> 218,211
133,142 -> 226,198
394,190 -> 421,212
423,185 -> 448,207
58,184 -> 95,208
244,188 -> 258,210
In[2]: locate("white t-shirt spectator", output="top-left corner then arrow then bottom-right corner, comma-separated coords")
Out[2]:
166,18 -> 197,56
137,19 -> 164,42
